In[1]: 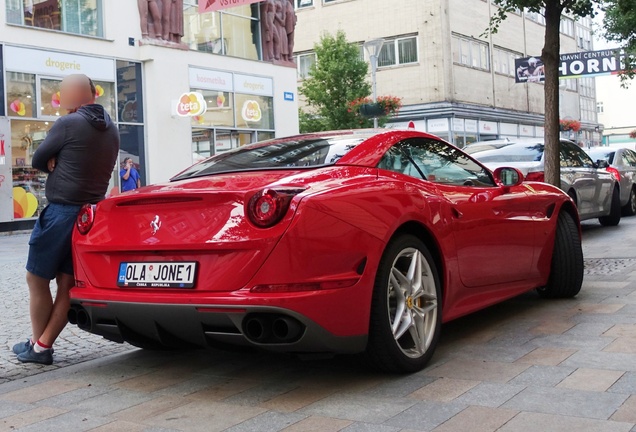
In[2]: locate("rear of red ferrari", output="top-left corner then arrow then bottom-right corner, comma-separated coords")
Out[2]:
70,133 -> 390,354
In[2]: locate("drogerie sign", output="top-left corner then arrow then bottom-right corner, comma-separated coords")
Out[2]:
514,49 -> 628,83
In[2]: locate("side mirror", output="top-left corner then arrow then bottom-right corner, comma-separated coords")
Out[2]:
595,159 -> 609,169
493,167 -> 524,189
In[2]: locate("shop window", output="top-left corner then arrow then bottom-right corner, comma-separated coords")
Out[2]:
6,0 -> 104,37
378,36 -> 418,68
117,61 -> 144,123
118,124 -> 146,192
40,78 -> 62,117
6,73 -> 37,118
235,94 -> 274,130
192,128 -> 213,161
11,119 -> 52,219
190,89 -> 235,128
296,52 -> 316,79
183,2 -> 261,60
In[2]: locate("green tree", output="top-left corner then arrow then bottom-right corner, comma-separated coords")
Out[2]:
603,0 -> 636,84
487,1 -> 598,187
299,30 -> 371,132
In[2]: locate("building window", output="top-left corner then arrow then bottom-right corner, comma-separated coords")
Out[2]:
579,77 -> 595,98
597,101 -> 604,113
377,36 -> 418,68
6,0 -> 104,37
183,2 -> 261,61
560,17 -> 574,37
580,97 -> 596,122
296,0 -> 313,7
453,35 -> 490,71
577,25 -> 592,50
525,8 -> 546,25
493,47 -> 521,77
296,52 -> 316,79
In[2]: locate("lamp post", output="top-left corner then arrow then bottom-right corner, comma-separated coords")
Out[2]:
364,38 -> 384,128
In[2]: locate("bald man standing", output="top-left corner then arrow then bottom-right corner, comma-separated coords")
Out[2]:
13,74 -> 119,365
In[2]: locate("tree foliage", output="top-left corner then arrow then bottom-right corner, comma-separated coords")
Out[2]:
298,30 -> 371,132
486,0 -> 599,187
603,0 -> 636,83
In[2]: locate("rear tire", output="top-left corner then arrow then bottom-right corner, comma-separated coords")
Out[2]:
365,235 -> 442,373
537,211 -> 583,299
622,187 -> 636,216
599,187 -> 621,226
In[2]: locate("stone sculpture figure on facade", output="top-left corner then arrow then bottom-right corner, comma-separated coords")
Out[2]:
138,0 -> 183,44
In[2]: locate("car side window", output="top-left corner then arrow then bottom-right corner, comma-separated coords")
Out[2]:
379,138 -> 495,187
625,150 -> 636,167
377,145 -> 425,180
561,141 -> 592,168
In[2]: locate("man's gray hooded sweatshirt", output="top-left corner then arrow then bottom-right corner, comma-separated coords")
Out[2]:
32,104 -> 120,205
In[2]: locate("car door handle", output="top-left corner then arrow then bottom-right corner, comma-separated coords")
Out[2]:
451,207 -> 463,219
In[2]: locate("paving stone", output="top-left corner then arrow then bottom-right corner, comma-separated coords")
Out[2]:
424,359 -> 530,383
88,420 -> 147,432
224,410 -> 308,432
527,334 -> 615,351
453,382 -> 526,407
611,395 -> 636,423
561,351 -> 636,372
64,388 -> 156,417
142,400 -> 267,432
281,416 -> 352,432
0,379 -> 87,404
508,365 -> 576,388
0,406 -> 67,430
608,372 -> 636,394
112,395 -> 193,422
557,368 -> 624,392
299,394 -> 415,424
384,401 -> 468,431
360,375 -> 437,399
497,411 -> 634,432
603,337 -> 636,354
564,322 -> 615,337
340,422 -> 402,432
432,405 -> 518,432
409,378 -> 479,402
13,409 -> 110,432
502,386 -> 628,420
514,347 -> 577,366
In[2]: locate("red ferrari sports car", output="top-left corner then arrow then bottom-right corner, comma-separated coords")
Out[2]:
69,129 -> 584,373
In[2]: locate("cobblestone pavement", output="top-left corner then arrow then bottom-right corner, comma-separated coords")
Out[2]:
0,216 -> 636,431
0,232 -> 133,384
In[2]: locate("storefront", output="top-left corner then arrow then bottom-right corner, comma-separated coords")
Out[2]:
0,45 -> 144,229
188,67 -> 275,160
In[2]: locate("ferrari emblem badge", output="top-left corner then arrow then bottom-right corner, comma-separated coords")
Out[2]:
150,215 -> 162,235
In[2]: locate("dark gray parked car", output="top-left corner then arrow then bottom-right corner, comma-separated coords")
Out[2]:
466,138 -> 621,226
587,147 -> 636,216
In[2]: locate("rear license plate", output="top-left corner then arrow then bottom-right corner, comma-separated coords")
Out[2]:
117,262 -> 197,288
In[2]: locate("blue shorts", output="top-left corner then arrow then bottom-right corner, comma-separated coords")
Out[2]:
26,203 -> 82,280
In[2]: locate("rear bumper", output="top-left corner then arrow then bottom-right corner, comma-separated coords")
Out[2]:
68,299 -> 368,354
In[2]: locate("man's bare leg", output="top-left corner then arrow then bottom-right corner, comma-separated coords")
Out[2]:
27,271 -> 53,343
38,272 -> 74,347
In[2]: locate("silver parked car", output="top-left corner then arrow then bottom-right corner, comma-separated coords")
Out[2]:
587,147 -> 636,216
466,138 -> 621,226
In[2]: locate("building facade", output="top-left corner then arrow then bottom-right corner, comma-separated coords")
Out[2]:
293,0 -> 600,147
0,0 -> 299,231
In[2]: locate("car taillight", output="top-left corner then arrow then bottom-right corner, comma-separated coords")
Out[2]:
606,167 -> 620,182
247,188 -> 304,228
76,204 -> 95,235
525,171 -> 545,182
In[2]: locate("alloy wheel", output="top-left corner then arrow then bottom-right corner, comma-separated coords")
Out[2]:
387,248 -> 438,358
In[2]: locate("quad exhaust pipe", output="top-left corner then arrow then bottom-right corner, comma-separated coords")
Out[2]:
243,314 -> 304,344
68,306 -> 92,330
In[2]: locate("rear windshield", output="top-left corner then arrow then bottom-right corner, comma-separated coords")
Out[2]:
172,133 -> 373,180
471,144 -> 544,163
587,150 -> 615,164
